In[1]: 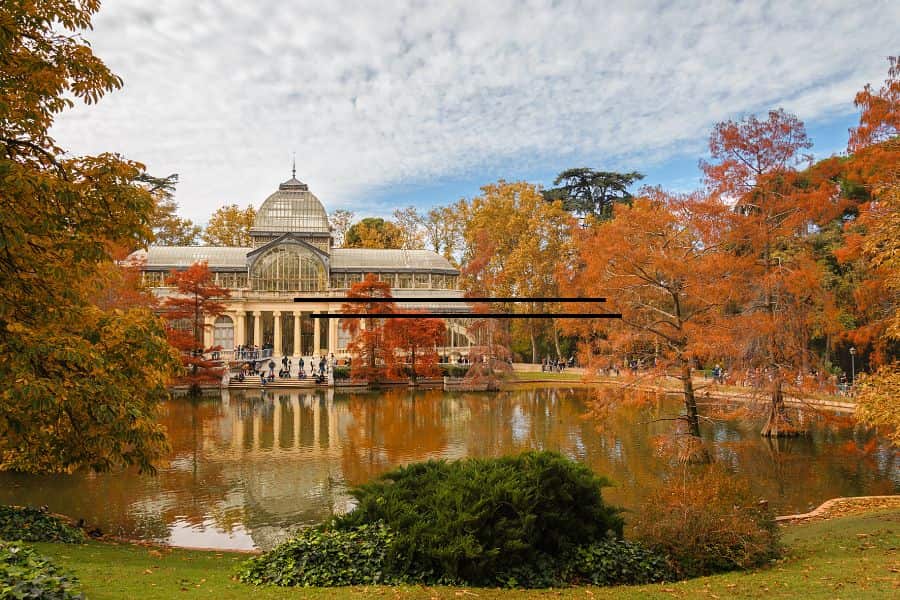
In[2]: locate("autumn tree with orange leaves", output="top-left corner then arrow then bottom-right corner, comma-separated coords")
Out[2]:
846,56 -> 900,444
341,274 -> 397,382
566,191 -> 745,449
384,313 -> 446,383
163,262 -> 230,394
701,108 -> 844,436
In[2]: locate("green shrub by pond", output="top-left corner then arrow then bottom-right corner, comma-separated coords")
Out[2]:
238,523 -> 395,587
332,366 -> 350,380
439,364 -> 470,378
336,451 -> 624,586
240,452 -> 656,588
565,539 -> 673,586
0,507 -> 84,544
0,541 -> 83,599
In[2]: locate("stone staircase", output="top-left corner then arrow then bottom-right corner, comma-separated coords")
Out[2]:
226,374 -> 328,389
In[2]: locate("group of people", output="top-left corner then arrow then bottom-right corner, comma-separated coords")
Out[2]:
231,353 -> 339,386
541,356 -> 575,372
233,344 -> 274,361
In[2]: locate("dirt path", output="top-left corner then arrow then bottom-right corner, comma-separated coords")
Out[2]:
776,495 -> 900,523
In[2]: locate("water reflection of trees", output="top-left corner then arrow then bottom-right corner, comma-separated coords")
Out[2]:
0,386 -> 895,549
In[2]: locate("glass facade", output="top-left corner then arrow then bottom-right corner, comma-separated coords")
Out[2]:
328,271 -> 458,290
251,246 -> 326,292
214,272 -> 248,289
213,315 -> 234,349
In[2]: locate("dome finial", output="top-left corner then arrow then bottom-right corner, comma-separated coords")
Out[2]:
291,152 -> 296,179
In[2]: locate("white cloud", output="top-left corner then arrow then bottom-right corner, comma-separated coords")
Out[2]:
50,0 -> 898,222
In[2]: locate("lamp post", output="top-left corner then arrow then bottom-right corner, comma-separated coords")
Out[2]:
849,346 -> 857,392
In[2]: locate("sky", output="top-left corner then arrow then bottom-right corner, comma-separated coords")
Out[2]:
50,0 -> 899,225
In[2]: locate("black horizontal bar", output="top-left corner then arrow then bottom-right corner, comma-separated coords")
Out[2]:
295,297 -> 606,303
310,313 -> 622,319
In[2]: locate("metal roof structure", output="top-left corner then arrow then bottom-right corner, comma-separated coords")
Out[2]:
143,246 -> 250,269
330,249 -> 456,272
141,246 -> 458,274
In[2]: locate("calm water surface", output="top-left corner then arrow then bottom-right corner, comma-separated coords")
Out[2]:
1,386 -> 896,550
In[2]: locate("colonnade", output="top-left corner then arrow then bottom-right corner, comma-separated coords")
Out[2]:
204,307 -> 340,357
203,306 -> 470,358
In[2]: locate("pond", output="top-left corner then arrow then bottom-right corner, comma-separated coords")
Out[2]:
0,386 -> 896,550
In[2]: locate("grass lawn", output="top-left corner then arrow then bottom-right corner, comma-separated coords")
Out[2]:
31,508 -> 900,599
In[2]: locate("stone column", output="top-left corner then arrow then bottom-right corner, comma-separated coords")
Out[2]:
234,311 -> 246,347
313,316 -> 321,355
273,311 -> 282,356
202,315 -> 214,349
252,311 -> 262,347
328,316 -> 338,354
293,311 -> 301,357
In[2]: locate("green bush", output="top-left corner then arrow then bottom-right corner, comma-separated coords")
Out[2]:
332,366 -> 350,381
631,466 -> 781,578
336,451 -> 623,586
0,541 -> 83,599
0,507 -> 84,544
237,523 -> 394,587
565,539 -> 673,586
439,364 -> 469,378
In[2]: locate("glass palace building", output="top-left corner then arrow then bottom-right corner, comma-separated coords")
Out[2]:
134,175 -> 471,359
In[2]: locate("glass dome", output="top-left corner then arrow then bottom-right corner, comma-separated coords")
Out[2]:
251,177 -> 330,234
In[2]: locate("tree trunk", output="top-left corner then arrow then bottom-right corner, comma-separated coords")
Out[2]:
530,322 -> 537,364
680,362 -> 710,463
552,319 -> 562,361
761,374 -> 800,437
680,362 -> 702,439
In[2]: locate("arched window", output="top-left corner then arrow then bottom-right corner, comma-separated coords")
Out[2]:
214,315 -> 234,349
250,245 -> 326,292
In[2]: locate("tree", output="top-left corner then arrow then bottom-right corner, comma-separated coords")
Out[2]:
543,168 -> 644,220
422,204 -> 464,263
341,274 -> 396,382
202,203 -> 256,246
392,206 -> 425,250
566,193 -> 744,448
88,244 -> 157,311
163,262 -> 230,394
700,109 -> 813,199
856,367 -> 900,445
846,57 -> 900,443
384,313 -> 445,383
344,217 -> 404,249
330,209 -> 355,247
702,109 -> 824,437
849,56 -> 899,151
460,181 -> 575,362
152,190 -> 200,246
0,1 -> 181,473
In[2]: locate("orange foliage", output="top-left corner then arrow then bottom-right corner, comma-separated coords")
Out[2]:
849,56 -> 899,151
341,274 -> 396,382
383,312 -> 445,382
162,262 -> 230,388
88,243 -> 157,311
